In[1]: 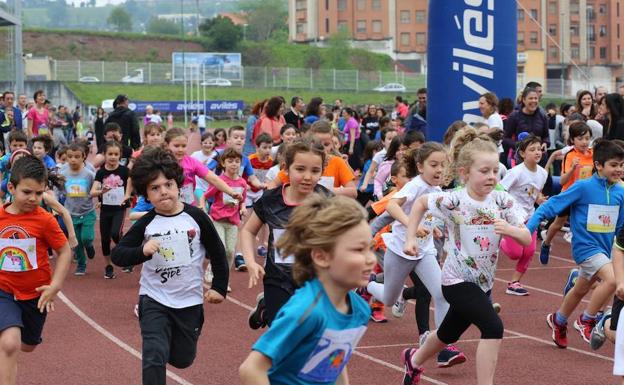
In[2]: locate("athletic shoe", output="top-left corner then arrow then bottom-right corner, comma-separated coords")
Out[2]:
86,245 -> 96,260
204,265 -> 213,284
355,274 -> 375,303
248,293 -> 266,330
257,246 -> 267,258
506,281 -> 529,296
74,266 -> 86,276
574,315 -> 597,344
563,269 -> 579,296
539,243 -> 550,265
436,345 -> 467,368
590,308 -> 612,350
540,229 -> 547,241
134,304 -> 139,318
418,331 -> 430,347
227,285 -> 232,293
234,254 -> 247,272
561,224 -> 570,232
563,231 -> 573,243
104,265 -> 116,279
401,348 -> 423,385
492,302 -> 502,314
370,307 -> 388,323
546,313 -> 568,348
392,287 -> 408,318
122,266 -> 134,273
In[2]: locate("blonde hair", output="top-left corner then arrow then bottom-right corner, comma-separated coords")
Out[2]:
275,194 -> 367,285
447,127 -> 498,183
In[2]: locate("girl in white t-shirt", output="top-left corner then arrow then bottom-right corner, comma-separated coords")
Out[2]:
500,135 -> 548,296
366,142 -> 467,368
191,132 -> 218,204
402,128 -> 530,385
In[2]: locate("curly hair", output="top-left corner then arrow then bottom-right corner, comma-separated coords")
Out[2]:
130,147 -> 184,198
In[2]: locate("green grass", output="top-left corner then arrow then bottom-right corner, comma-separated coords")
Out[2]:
25,27 -> 204,43
65,82 -> 405,107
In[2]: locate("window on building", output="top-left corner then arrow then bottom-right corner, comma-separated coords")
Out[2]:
357,0 -> 366,11
589,46 -> 595,59
570,0 -> 580,14
600,25 -> 607,36
400,32 -> 410,46
571,45 -> 580,58
618,23 -> 621,39
415,10 -> 426,23
337,20 -> 348,32
296,0 -> 306,10
338,0 -> 346,11
587,5 -> 595,20
372,20 -> 382,33
372,0 -> 381,10
618,45 -> 621,59
549,24 -> 557,35
518,9 -> 524,21
325,0 -> 329,11
570,24 -> 579,36
530,9 -> 538,19
416,32 -> 426,45
599,4 -> 607,14
549,47 -> 559,59
325,18 -> 329,33
600,46 -> 607,58
518,32 -> 524,45
357,20 -> 366,33
530,31 -> 538,44
400,10 -> 410,23
548,1 -> 557,14
296,23 -> 305,34
588,25 -> 595,41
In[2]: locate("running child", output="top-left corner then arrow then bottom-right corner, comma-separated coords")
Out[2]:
402,128 -> 530,385
0,155 -> 71,385
129,122 -> 166,167
526,139 -> 624,348
499,134 -> 548,296
30,136 -> 55,170
539,121 -> 593,264
239,195 -> 374,385
164,127 -> 242,206
191,132 -> 217,203
93,123 -> 133,168
59,142 -> 96,276
111,147 -> 228,385
241,139 -> 330,329
90,141 -> 131,279
271,124 -> 297,158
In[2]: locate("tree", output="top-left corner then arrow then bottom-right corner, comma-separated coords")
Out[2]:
199,16 -> 242,51
239,0 -> 288,42
146,17 -> 180,35
324,29 -> 351,69
48,0 -> 69,27
107,6 -> 132,32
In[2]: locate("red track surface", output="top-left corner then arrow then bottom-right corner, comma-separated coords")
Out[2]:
15,132 -> 618,384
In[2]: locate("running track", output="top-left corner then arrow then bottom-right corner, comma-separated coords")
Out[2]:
17,131 -> 617,384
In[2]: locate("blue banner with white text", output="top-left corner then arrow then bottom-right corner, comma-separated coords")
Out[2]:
127,100 -> 244,113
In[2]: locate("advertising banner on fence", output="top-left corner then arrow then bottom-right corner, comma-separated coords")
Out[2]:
127,100 -> 244,113
172,52 -> 242,81
427,1 -> 517,142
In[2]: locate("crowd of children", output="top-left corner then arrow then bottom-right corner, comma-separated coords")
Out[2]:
1,86 -> 624,385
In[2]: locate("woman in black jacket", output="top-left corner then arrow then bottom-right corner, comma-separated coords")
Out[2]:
94,107 -> 106,149
105,95 -> 140,150
602,93 -> 624,140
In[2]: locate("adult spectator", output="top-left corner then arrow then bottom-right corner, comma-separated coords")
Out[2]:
143,105 -> 154,126
407,88 -> 427,121
105,94 -> 140,150
342,107 -> 363,171
17,93 -> 27,121
252,96 -> 286,144
284,96 -> 304,129
72,106 -> 81,126
361,104 -> 380,140
0,91 -> 22,131
498,97 -> 515,119
58,105 -> 75,142
26,89 -> 49,137
575,90 -> 596,120
602,93 -> 624,140
479,92 -> 503,132
244,99 -> 266,156
619,84 -> 624,97
94,106 -> 107,149
503,87 -> 548,159
394,96 -> 408,118
304,97 -> 324,125
594,86 -> 608,107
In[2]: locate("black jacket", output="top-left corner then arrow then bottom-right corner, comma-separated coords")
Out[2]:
105,107 -> 140,150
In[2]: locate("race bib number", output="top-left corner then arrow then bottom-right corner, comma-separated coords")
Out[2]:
298,326 -> 367,383
223,187 -> 243,205
587,204 -> 619,233
318,176 -> 335,190
103,187 -> 125,206
0,238 -> 37,272
180,184 -> 194,204
151,232 -> 191,269
459,224 -> 499,260
272,228 -> 294,264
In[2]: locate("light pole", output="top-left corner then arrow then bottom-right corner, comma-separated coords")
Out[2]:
243,23 -> 248,41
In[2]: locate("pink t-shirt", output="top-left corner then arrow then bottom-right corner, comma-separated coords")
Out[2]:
344,117 -> 361,142
205,174 -> 247,225
179,155 -> 210,204
27,107 -> 49,136
397,103 -> 408,118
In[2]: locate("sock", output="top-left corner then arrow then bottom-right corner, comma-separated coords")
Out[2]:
581,311 -> 597,322
555,311 -> 568,326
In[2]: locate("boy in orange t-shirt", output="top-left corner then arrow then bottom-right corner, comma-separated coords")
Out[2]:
0,155 -> 70,385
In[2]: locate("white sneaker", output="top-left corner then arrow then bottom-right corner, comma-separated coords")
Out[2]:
563,231 -> 573,243
392,285 -> 408,318
134,304 -> 139,318
540,229 -> 548,241
204,265 -> 213,284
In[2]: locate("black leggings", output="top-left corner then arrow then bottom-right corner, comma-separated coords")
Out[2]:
263,260 -> 297,327
437,282 -> 504,344
403,271 -> 432,335
100,209 -> 125,256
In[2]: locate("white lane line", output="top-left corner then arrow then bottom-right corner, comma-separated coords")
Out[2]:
225,296 -> 450,385
497,266 -> 572,271
58,292 -> 195,385
358,335 -> 523,349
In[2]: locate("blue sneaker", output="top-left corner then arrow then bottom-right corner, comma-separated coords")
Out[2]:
74,266 -> 86,276
234,254 -> 247,272
257,246 -> 268,258
539,243 -> 550,265
563,268 -> 579,296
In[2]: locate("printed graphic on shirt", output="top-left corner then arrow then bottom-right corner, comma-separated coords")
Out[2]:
151,231 -> 192,269
102,172 -> 125,205
578,165 -> 593,180
318,176 -> 334,190
298,326 -> 367,383
180,184 -> 195,204
587,204 -> 619,233
0,226 -> 37,272
65,177 -> 89,197
272,228 -> 294,264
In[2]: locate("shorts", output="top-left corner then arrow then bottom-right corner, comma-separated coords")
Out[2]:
578,253 -> 611,281
0,288 -> 47,346
245,189 -> 263,208
610,296 -> 624,332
